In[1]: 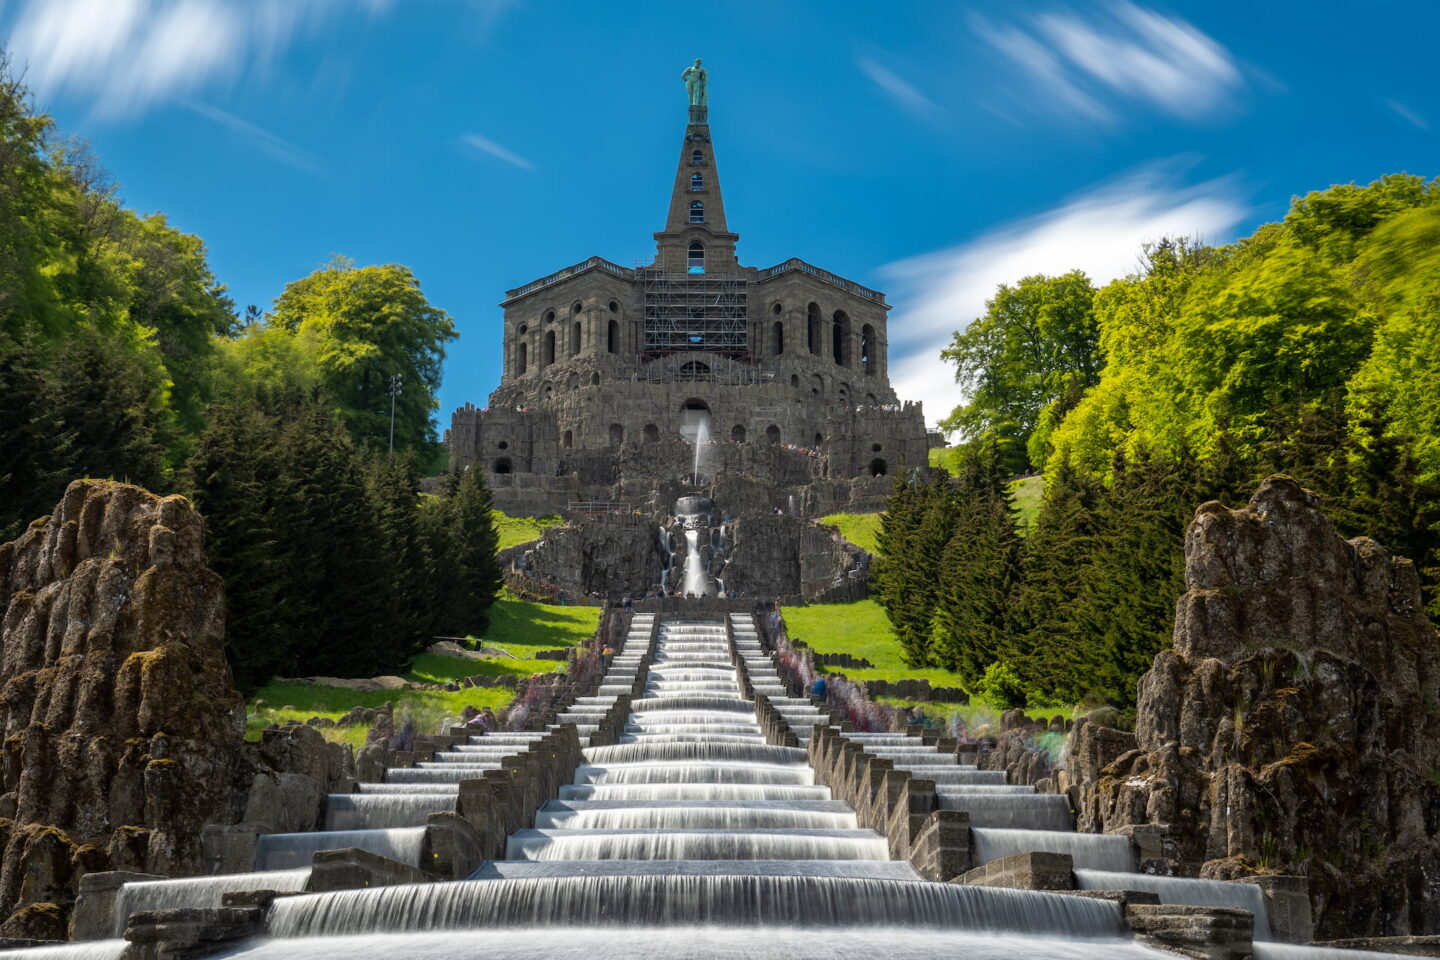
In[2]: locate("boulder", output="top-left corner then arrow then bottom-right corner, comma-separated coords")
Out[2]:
0,480 -> 245,929
1066,476 -> 1440,937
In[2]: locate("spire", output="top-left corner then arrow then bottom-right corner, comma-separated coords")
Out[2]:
655,88 -> 739,273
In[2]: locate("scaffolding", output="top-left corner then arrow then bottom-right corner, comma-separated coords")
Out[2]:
637,268 -> 749,360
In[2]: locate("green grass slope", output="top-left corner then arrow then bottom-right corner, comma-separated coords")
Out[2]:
781,599 -> 969,689
247,597 -> 601,741
494,511 -> 564,551
817,513 -> 883,555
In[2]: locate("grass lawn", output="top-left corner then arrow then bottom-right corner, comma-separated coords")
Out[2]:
817,513 -> 883,555
494,511 -> 564,551
929,446 -> 961,475
781,599 -> 970,689
876,697 -> 1075,731
1009,475 -> 1045,534
247,685 -> 514,746
246,597 -> 601,741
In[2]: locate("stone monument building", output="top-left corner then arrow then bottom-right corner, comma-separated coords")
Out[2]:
447,99 -> 928,521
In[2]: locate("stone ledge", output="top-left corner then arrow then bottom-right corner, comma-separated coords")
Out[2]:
307,847 -> 430,892
1125,904 -> 1255,960
955,851 -> 1073,890
124,907 -> 265,960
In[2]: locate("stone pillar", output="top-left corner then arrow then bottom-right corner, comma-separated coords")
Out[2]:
956,851 -> 1073,890
908,809 -> 971,881
423,812 -> 486,880
71,871 -> 165,940
199,823 -> 265,876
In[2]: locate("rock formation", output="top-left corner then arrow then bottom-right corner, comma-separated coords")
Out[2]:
0,480 -> 353,939
1064,476 -> 1440,938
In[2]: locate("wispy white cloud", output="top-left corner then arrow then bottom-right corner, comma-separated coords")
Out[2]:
857,56 -> 940,121
1385,99 -> 1429,131
2,0 -> 387,119
882,163 -> 1248,428
183,100 -> 323,174
973,1 -> 1242,126
463,133 -> 534,171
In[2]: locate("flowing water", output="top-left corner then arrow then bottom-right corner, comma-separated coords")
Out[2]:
44,611 -> 1315,957
111,869 -> 311,935
1075,869 -> 1272,939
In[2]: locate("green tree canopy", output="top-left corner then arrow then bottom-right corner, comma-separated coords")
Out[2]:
269,256 -> 456,452
940,270 -> 1099,472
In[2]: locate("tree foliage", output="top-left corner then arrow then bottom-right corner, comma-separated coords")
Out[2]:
893,172 -> 1440,709
0,63 -> 496,690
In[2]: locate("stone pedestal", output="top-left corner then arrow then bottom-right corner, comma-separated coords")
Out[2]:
1233,875 -> 1312,944
199,823 -> 265,876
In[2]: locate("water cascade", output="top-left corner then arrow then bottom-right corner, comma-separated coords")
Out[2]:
42,611 -> 1327,958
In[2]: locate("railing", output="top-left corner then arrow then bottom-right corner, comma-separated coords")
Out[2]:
567,500 -> 638,514
504,257 -> 635,301
756,258 -> 886,304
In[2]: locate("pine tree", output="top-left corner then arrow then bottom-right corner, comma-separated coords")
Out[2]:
442,466 -> 503,636
930,438 -> 1023,687
874,473 -> 958,666
366,450 -> 433,657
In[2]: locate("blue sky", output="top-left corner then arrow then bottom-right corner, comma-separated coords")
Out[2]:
3,0 -> 1435,428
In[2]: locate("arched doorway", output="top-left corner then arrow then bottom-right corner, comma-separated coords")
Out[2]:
608,423 -> 624,446
731,424 -> 746,442
493,457 -> 513,474
869,458 -> 887,476
765,425 -> 780,445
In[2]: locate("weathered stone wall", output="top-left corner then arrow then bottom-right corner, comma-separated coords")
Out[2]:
1064,476 -> 1440,938
0,481 -> 356,940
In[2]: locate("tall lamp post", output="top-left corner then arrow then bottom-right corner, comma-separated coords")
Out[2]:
387,373 -> 403,455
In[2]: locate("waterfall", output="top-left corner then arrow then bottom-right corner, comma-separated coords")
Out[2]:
1074,870 -> 1272,939
112,869 -> 311,936
683,528 -> 709,596
207,928 -> 1181,960
87,612 -> 1287,960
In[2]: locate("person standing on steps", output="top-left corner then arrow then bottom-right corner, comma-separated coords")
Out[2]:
811,675 -> 827,702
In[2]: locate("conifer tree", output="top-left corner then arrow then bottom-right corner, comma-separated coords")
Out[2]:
442,466 -> 503,636
930,437 -> 1023,686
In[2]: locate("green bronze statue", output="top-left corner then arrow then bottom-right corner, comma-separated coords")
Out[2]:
682,58 -> 707,107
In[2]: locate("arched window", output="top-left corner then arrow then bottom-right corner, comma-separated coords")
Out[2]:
771,321 -> 784,355
543,330 -> 555,366
869,458 -> 887,477
688,241 -> 705,274
608,423 -> 624,446
861,324 -> 877,376
689,201 -> 704,223
607,319 -> 619,354
790,374 -> 800,389
678,360 -> 711,380
691,150 -> 703,164
643,423 -> 659,443
833,310 -> 851,366
591,372 -> 601,385
865,393 -> 877,404
731,424 -> 746,442
493,457 -> 512,474
691,172 -> 704,191
562,430 -> 573,448
814,432 -> 823,447
807,303 -> 822,355
570,321 -> 581,356
543,309 -> 555,324
765,425 -> 781,445
838,383 -> 849,403
516,341 -> 527,376
572,301 -> 583,315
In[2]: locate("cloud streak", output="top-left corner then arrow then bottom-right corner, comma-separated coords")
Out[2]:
464,133 -> 534,171
1385,99 -> 1429,131
883,163 -> 1248,428
2,0 -> 386,119
973,2 -> 1242,126
857,56 -> 940,121
183,100 -> 323,174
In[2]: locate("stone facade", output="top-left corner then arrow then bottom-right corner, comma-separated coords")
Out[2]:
446,102 -> 928,519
